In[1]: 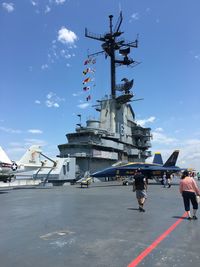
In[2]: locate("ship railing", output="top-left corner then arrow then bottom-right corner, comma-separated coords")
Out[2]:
136,142 -> 151,148
131,130 -> 144,136
131,130 -> 152,137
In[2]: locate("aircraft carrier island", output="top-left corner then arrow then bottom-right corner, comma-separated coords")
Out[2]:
58,13 -> 152,177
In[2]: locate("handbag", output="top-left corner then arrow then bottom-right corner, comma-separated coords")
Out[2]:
196,195 -> 200,204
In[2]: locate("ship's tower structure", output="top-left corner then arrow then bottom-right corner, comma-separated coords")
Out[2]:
58,13 -> 152,177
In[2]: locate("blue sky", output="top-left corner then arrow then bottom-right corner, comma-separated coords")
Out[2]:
1,0 -> 200,170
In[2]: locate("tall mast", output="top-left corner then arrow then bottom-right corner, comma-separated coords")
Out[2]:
85,12 -> 139,101
109,15 -> 116,98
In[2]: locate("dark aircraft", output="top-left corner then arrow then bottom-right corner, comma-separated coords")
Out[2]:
91,150 -> 183,179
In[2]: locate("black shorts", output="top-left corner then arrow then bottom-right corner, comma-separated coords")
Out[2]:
182,191 -> 198,211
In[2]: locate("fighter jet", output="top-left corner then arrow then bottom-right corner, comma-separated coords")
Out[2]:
91,150 -> 183,179
0,145 -> 46,182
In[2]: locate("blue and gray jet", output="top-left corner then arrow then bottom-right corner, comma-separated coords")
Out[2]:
91,150 -> 184,178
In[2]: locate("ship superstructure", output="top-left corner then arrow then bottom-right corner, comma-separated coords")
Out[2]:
58,13 -> 152,177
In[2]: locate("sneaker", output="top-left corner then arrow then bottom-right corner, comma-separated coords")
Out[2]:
187,217 -> 192,220
193,216 -> 198,220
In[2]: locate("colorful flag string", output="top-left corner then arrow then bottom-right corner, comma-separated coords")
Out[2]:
82,56 -> 96,101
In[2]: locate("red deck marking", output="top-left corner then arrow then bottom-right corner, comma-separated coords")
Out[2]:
127,212 -> 187,267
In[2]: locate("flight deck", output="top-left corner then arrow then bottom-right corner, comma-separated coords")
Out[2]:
0,178 -> 200,267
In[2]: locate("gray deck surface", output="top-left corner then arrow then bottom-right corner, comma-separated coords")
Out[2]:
0,179 -> 200,267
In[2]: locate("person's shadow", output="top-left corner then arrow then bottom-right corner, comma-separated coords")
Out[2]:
0,191 -> 9,194
127,207 -> 139,211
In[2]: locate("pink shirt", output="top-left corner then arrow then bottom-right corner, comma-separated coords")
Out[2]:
179,176 -> 200,195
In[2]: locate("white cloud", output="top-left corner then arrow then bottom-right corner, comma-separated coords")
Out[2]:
46,92 -> 53,99
194,54 -> 200,61
150,128 -> 200,170
55,0 -> 66,4
2,2 -> 14,12
28,129 -> 43,134
9,142 -> 22,147
45,5 -> 51,13
41,64 -> 49,70
45,92 -> 65,108
46,31 -> 77,66
72,91 -> 83,97
24,138 -> 47,146
77,103 -> 90,109
185,139 -> 200,146
136,116 -> 156,127
129,12 -> 140,23
152,131 -> 177,145
30,0 -> 37,6
174,129 -> 183,134
46,100 -> 59,108
176,139 -> 200,171
60,49 -> 72,59
35,93 -> 65,108
0,126 -> 22,134
30,0 -> 66,14
57,27 -> 78,45
155,127 -> 163,132
131,13 -> 140,20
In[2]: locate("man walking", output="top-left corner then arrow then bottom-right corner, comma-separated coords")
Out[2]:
134,168 -> 148,212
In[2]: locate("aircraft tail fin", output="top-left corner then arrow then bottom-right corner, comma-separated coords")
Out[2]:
17,145 -> 42,167
153,152 -> 163,165
163,150 -> 179,167
0,146 -> 12,164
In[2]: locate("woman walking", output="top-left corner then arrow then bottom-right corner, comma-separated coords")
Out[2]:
179,170 -> 200,220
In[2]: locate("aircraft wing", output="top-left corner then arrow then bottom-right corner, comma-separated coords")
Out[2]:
92,164 -> 145,177
91,166 -> 120,177
91,164 -> 183,178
